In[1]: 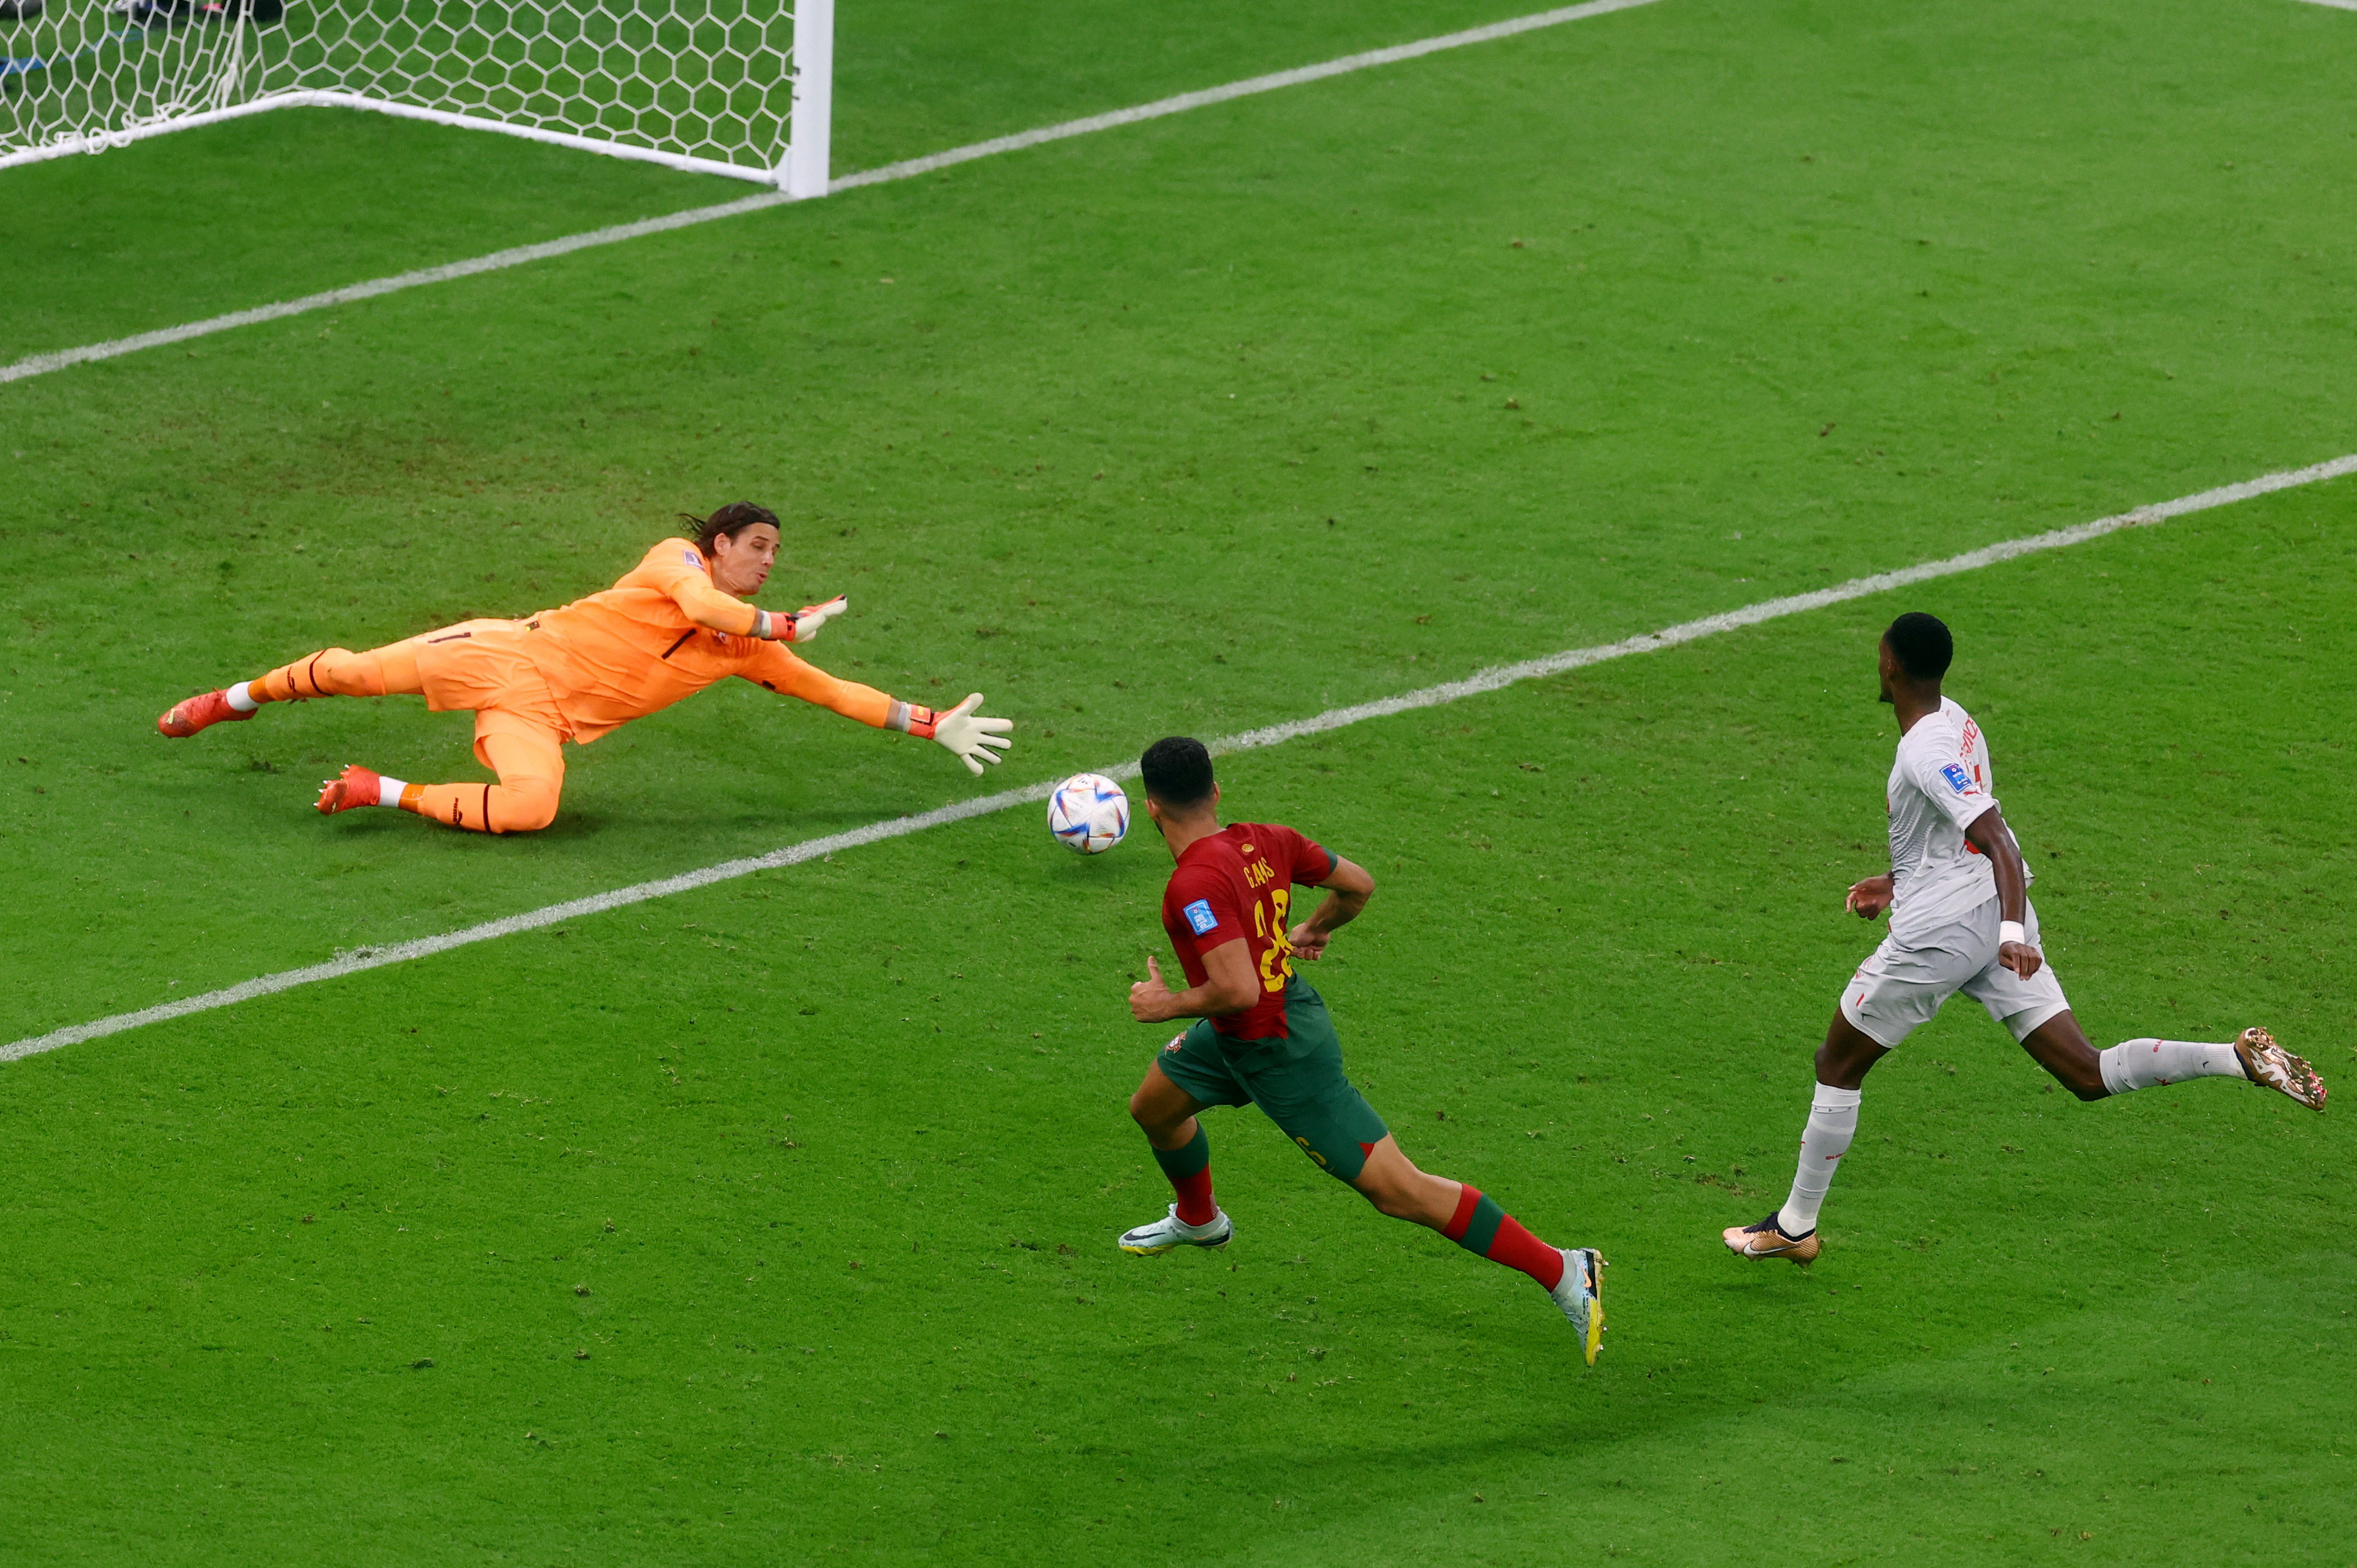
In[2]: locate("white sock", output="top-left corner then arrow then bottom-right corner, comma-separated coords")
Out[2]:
376,775 -> 409,809
1776,1083 -> 1862,1237
226,680 -> 259,712
2098,1038 -> 2244,1095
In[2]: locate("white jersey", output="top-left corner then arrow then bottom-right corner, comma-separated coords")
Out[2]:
1885,697 -> 2027,939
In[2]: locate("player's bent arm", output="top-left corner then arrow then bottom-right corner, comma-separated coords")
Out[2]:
1846,872 -> 1894,920
633,541 -> 840,642
1288,854 -> 1373,962
1962,805 -> 2042,976
642,549 -> 764,638
1130,942 -> 1258,1024
1961,805 -> 2028,919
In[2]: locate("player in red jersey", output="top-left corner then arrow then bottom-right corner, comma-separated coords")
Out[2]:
1114,736 -> 1607,1359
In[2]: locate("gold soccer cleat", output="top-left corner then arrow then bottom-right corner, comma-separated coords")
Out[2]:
1722,1213 -> 1820,1265
2234,1027 -> 2327,1112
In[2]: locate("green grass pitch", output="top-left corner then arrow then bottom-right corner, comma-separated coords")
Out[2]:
3,1 -> 2354,1561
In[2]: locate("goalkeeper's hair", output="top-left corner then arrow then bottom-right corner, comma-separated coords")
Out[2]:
1883,611 -> 1954,681
682,501 -> 781,553
1140,736 -> 1217,811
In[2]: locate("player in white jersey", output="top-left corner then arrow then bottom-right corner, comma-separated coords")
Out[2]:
1724,613 -> 2326,1265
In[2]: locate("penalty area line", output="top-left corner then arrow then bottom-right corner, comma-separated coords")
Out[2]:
0,0 -> 1660,389
6,448 -> 2353,1066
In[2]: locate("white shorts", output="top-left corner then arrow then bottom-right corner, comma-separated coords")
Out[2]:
1838,897 -> 2071,1049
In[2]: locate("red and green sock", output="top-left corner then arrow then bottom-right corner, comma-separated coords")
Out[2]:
1151,1124 -> 1217,1225
1443,1185 -> 1564,1291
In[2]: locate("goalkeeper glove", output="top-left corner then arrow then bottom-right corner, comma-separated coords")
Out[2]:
787,595 -> 847,643
895,692 -> 1013,776
753,594 -> 847,642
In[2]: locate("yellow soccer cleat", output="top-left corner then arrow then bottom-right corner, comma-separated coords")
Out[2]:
1550,1247 -> 1606,1364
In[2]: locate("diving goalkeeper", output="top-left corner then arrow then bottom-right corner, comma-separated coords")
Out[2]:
155,503 -> 1014,833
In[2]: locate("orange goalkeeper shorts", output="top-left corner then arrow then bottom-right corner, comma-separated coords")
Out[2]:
408,619 -> 571,768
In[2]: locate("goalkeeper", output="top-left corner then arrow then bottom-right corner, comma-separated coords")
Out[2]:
155,503 -> 1013,833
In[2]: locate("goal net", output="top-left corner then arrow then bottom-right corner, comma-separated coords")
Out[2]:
0,0 -> 831,192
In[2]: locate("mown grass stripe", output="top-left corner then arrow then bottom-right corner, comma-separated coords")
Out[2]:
0,0 -> 1660,389
8,447 -> 2350,1065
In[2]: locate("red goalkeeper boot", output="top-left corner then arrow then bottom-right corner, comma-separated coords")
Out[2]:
157,689 -> 255,738
316,763 -> 383,815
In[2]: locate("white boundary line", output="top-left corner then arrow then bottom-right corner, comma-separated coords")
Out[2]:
0,188 -> 794,388
827,0 -> 1661,192
2294,0 -> 2357,12
0,0 -> 1659,390
8,449 -> 2353,1066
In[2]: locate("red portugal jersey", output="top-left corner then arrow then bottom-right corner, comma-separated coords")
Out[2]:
1160,822 -> 1336,1040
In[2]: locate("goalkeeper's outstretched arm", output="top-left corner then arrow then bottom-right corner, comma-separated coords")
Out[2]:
740,646 -> 1013,775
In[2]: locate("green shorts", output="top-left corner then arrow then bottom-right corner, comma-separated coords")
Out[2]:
1152,979 -> 1390,1182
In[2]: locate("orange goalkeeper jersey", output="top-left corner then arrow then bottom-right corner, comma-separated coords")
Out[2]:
515,538 -> 895,743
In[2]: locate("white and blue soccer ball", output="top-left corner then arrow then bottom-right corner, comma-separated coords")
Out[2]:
1047,772 -> 1129,855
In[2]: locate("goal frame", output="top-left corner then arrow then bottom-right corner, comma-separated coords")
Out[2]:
0,0 -> 833,194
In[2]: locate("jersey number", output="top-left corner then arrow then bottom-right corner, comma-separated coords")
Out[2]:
1251,887 -> 1294,993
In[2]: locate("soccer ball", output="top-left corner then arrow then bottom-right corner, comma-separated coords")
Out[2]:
1047,772 -> 1129,855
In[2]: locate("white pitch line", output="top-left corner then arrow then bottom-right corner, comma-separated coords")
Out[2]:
828,0 -> 1662,193
2294,0 -> 2357,12
0,189 -> 794,388
0,0 -> 1659,390
8,449 -> 2354,1066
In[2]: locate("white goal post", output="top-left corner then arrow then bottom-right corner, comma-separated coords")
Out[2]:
0,0 -> 832,193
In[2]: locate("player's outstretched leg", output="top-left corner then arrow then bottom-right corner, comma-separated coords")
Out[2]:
1117,1060 -> 1232,1254
159,642 -> 426,737
251,645 -> 424,706
1734,1010 -> 2329,1272
1350,1138 -> 1606,1363
2023,1015 -> 2327,1112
